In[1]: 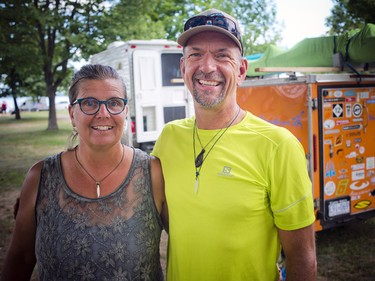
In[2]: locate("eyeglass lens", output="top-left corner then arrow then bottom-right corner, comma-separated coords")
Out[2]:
79,98 -> 126,115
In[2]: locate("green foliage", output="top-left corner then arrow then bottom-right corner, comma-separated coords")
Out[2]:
99,0 -> 281,56
0,0 -> 108,128
326,0 -> 375,35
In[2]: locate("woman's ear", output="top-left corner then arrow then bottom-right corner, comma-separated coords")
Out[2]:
68,105 -> 75,127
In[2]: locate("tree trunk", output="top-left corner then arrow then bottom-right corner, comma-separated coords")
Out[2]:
47,91 -> 58,130
12,94 -> 21,120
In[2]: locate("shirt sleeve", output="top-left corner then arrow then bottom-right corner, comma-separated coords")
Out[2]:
268,134 -> 315,230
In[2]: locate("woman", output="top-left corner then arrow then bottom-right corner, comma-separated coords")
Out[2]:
1,64 -> 168,280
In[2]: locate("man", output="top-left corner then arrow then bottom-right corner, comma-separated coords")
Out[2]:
152,8 -> 317,281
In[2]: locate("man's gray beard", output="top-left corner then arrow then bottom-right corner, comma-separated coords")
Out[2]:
192,89 -> 225,109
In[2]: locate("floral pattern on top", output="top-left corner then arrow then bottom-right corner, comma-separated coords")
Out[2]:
35,148 -> 164,281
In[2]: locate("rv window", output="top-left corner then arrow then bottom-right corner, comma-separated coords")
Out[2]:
161,54 -> 184,87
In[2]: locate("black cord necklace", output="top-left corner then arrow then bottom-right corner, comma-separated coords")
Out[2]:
75,145 -> 125,198
193,107 -> 241,193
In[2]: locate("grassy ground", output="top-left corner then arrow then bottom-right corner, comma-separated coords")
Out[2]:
0,111 -> 374,280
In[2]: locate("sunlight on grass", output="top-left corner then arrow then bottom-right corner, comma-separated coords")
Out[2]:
0,111 -> 72,191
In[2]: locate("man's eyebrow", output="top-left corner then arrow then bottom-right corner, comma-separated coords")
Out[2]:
187,46 -> 229,52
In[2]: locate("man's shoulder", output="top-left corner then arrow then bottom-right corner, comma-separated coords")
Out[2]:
241,112 -> 297,146
164,117 -> 194,130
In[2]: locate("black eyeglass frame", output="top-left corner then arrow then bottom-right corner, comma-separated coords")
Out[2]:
71,97 -> 128,115
183,13 -> 242,49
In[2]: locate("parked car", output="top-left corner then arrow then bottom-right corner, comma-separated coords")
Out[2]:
20,99 -> 49,112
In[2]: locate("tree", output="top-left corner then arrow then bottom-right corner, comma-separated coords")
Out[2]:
0,0 -> 107,129
0,0 -> 43,119
326,0 -> 375,35
100,0 -> 281,56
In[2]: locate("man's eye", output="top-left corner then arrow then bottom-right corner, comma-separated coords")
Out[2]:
189,53 -> 201,57
216,53 -> 228,58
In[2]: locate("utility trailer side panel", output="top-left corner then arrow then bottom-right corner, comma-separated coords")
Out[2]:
237,74 -> 375,231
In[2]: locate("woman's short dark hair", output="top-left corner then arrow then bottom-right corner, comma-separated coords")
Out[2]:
69,64 -> 127,104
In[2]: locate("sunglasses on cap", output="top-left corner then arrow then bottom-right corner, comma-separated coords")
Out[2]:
183,13 -> 242,44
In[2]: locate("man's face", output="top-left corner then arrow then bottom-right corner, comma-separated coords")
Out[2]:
180,31 -> 247,109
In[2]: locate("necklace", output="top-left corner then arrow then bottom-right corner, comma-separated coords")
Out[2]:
193,107 -> 241,193
74,145 -> 125,198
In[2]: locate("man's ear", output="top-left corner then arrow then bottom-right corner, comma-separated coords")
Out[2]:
237,57 -> 248,86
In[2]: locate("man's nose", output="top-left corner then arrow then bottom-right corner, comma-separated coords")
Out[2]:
199,54 -> 217,73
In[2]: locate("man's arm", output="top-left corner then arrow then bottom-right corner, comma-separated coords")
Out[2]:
278,224 -> 317,281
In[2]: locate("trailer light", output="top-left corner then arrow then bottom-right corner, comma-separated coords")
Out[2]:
131,120 -> 136,134
164,45 -> 171,48
130,45 -> 137,49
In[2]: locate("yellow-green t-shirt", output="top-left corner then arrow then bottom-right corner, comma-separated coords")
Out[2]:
152,112 -> 315,281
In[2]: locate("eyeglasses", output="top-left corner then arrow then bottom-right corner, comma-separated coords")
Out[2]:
71,97 -> 127,115
184,13 -> 242,43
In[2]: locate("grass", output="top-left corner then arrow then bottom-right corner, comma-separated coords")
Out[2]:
0,111 -> 374,280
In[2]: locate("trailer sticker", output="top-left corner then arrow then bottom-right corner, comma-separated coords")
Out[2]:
359,146 -> 365,154
324,129 -> 340,135
350,180 -> 369,190
354,200 -> 371,209
351,170 -> 365,181
366,99 -> 375,104
356,156 -> 364,163
346,131 -> 361,137
325,98 -> 345,102
325,160 -> 336,178
367,157 -> 375,169
335,135 -> 343,146
352,103 -> 362,117
336,179 -> 349,195
345,103 -> 352,117
333,90 -> 343,97
346,151 -> 358,158
346,139 -> 351,147
332,104 -> 344,118
344,90 -> 356,97
324,181 -> 336,196
336,120 -> 349,125
359,91 -> 369,99
343,124 -> 362,131
351,163 -> 365,171
324,119 -> 335,129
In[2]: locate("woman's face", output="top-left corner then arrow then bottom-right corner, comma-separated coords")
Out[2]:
69,78 -> 128,149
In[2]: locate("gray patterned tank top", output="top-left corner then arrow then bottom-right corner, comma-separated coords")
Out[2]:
35,148 -> 164,280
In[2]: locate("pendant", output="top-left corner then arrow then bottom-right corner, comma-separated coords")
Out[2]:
195,149 -> 205,168
195,171 -> 199,194
96,182 -> 100,197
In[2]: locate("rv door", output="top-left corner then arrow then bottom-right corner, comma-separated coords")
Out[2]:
133,50 -> 163,143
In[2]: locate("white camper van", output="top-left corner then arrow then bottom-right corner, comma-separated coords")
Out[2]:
90,39 -> 193,151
